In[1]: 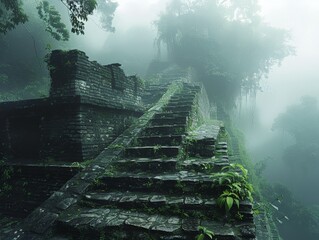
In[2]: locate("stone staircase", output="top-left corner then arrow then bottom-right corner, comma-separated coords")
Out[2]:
54,84 -> 255,239
217,107 -> 281,240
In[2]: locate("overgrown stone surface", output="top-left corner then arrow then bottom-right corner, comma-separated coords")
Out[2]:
0,52 -> 260,239
51,83 -> 254,240
217,107 -> 281,240
0,50 -> 144,163
0,50 -> 145,236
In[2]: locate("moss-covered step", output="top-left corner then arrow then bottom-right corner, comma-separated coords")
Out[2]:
115,158 -> 178,173
142,125 -> 187,136
92,171 -> 223,197
153,111 -> 191,119
135,135 -> 184,146
165,99 -> 195,106
55,206 -> 243,240
163,105 -> 193,112
124,146 -> 181,158
150,116 -> 188,126
81,191 -> 253,219
179,158 -> 229,172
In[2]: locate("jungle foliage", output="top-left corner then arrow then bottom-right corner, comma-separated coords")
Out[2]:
272,96 -> 319,203
212,163 -> 253,212
155,0 -> 294,107
0,0 -> 118,100
0,0 -> 118,40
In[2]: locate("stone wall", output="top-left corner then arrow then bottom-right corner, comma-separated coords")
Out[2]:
49,50 -> 142,108
0,100 -> 143,163
0,164 -> 79,218
79,105 -> 138,160
39,99 -> 82,162
0,49 -> 144,162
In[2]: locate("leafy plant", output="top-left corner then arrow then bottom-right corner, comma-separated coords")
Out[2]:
0,0 -> 28,34
195,226 -> 215,240
0,0 -> 118,38
36,1 -> 69,41
211,163 -> 253,212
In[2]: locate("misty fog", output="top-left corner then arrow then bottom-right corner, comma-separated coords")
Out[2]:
1,0 -> 319,239
237,0 -> 319,200
81,0 -> 319,209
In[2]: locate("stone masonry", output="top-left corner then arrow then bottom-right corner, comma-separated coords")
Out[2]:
0,50 -> 144,227
0,50 -> 144,162
0,51 -> 277,240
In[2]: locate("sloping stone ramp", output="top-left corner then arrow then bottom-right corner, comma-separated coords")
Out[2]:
3,82 -> 255,240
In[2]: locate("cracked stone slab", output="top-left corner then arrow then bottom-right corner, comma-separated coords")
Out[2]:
125,217 -> 152,230
150,195 -> 167,204
152,223 -> 180,233
184,197 -> 203,206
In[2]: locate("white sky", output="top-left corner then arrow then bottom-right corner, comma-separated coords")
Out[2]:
256,0 -> 319,126
77,0 -> 169,50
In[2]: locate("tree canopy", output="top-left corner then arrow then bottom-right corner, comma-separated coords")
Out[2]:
0,0 -> 118,41
0,0 -> 116,100
155,0 -> 294,107
272,96 -> 319,204
272,96 -> 319,144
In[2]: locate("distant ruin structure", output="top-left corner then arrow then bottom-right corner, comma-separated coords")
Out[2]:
0,50 -> 144,162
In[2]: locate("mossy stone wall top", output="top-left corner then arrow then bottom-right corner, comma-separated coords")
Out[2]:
49,49 -> 142,108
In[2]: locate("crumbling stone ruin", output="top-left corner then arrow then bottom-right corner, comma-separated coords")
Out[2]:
0,50 -> 280,239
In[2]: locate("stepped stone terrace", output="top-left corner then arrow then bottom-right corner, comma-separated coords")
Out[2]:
0,50 -> 270,240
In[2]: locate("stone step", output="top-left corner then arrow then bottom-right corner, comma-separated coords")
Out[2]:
115,158 -> 178,172
175,90 -> 198,95
115,157 -> 230,174
136,135 -> 184,146
125,146 -> 180,158
154,111 -> 190,119
83,191 -> 216,210
82,191 -> 253,215
163,105 -> 193,112
93,171 -> 220,197
216,142 -> 228,150
56,207 -> 244,239
180,158 -> 229,172
166,100 -> 194,106
142,125 -> 187,136
170,95 -> 196,101
167,101 -> 194,107
150,116 -> 188,126
81,192 -> 218,218
215,149 -> 228,155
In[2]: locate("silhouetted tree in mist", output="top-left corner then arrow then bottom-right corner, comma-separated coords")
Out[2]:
272,96 -> 319,204
155,0 -> 294,107
0,0 -> 118,100
0,0 -> 117,40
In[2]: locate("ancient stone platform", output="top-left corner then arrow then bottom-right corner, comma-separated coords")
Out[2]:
0,51 -> 259,240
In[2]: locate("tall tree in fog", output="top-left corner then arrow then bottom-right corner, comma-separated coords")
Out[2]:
272,96 -> 319,204
272,96 -> 319,169
155,0 -> 293,107
0,0 -> 118,40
